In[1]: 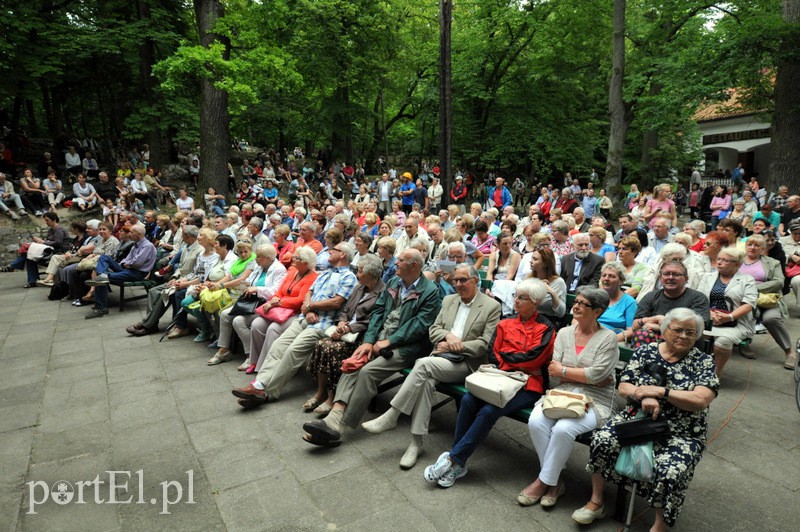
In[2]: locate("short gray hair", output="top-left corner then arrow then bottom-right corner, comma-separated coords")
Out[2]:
357,253 -> 384,280
454,263 -> 479,279
516,278 -> 547,304
401,248 -> 425,270
576,286 -> 610,313
660,243 -> 687,260
183,225 -> 199,239
293,246 -> 317,268
689,220 -> 705,233
447,241 -> 466,254
86,219 -> 101,230
660,308 -> 704,340
255,245 -> 277,260
338,241 -> 356,263
551,220 -> 568,235
601,261 -> 626,284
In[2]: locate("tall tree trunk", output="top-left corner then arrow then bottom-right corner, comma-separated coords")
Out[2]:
639,83 -> 662,191
25,99 -> 38,136
604,0 -> 632,211
769,0 -> 800,192
439,0 -> 453,202
194,0 -> 230,198
137,0 -> 163,170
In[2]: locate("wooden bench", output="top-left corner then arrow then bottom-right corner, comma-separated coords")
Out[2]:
113,278 -> 160,312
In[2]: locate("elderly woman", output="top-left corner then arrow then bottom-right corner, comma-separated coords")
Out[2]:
244,247 -> 318,374
588,226 -> 616,262
741,235 -> 796,369
304,254 -> 385,413
520,287 -> 618,508
486,233 -> 520,281
700,230 -> 728,271
615,235 -> 650,298
573,308 -> 718,530
728,198 -> 751,228
696,247 -> 757,376
351,233 -> 372,270
208,245 -> 287,365
72,174 -> 100,211
682,220 -> 706,252
595,262 -> 637,335
423,279 -> 556,488
272,224 -> 294,268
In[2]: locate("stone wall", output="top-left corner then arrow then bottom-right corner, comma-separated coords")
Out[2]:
0,227 -> 49,264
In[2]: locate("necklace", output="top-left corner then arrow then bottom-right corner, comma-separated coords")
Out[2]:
744,258 -> 760,266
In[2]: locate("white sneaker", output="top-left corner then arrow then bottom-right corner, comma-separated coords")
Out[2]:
361,412 -> 398,434
8,211 -> 19,220
572,505 -> 607,525
437,462 -> 467,488
754,323 -> 768,334
399,444 -> 424,470
34,210 -> 42,216
423,452 -> 451,483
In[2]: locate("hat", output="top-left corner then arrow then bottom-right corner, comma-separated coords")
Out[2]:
402,172 -> 413,180
455,175 -> 463,181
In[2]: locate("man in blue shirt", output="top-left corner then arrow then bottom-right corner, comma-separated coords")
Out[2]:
399,172 -> 416,215
232,242 -> 358,407
582,188 -> 597,218
488,177 -> 512,210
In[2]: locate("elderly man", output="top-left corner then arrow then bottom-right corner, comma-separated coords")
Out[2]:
376,173 -> 393,216
572,207 -> 591,233
246,217 -> 269,248
122,225 -> 201,333
560,233 -> 604,294
395,217 -> 431,257
84,224 -> 157,319
302,249 -> 441,448
779,195 -> 800,236
581,188 -> 597,218
231,242 -> 358,407
295,221 -> 323,254
361,264 -> 501,467
648,217 -> 674,254
770,185 -> 790,212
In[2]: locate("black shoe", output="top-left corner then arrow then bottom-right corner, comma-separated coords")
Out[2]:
0,266 -> 12,272
85,308 -> 109,319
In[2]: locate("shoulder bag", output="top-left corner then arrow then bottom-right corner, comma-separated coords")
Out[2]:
228,294 -> 266,316
541,389 -> 593,419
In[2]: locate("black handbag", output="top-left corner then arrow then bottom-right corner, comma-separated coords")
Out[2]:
228,295 -> 265,316
614,415 -> 671,447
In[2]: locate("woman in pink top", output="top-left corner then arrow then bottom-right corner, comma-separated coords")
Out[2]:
709,185 -> 731,230
643,183 -> 677,229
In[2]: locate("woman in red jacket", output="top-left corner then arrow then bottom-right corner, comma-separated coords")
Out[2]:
423,278 -> 556,488
240,247 -> 318,374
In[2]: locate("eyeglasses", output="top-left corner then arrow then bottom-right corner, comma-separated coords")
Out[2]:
514,294 -> 532,301
660,271 -> 685,278
447,255 -> 465,261
666,326 -> 696,338
452,277 -> 472,285
572,300 -> 594,309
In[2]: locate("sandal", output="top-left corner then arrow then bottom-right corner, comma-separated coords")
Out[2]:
303,396 -> 324,411
237,361 -> 251,371
313,402 -> 333,416
207,351 -> 233,366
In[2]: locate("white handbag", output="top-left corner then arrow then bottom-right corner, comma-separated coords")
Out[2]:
464,364 -> 529,408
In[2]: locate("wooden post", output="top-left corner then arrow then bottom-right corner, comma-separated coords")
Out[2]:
439,0 -> 452,203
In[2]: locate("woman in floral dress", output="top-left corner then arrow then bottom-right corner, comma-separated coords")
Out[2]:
572,308 -> 719,531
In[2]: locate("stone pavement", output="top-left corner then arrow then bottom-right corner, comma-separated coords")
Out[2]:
1,273 -> 799,532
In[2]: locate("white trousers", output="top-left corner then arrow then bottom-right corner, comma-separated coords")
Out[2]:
528,402 -> 599,486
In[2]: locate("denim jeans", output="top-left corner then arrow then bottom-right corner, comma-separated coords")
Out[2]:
93,255 -> 147,310
10,254 -> 40,284
449,389 -> 541,466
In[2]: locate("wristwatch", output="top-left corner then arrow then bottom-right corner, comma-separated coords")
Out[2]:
561,367 -> 567,378
662,387 -> 670,400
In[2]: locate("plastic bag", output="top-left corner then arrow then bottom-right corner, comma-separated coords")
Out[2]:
615,441 -> 655,482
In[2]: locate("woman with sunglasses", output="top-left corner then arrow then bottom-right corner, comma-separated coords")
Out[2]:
520,286 -> 618,509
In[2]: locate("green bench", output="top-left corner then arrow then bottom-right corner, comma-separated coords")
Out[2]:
113,278 -> 160,312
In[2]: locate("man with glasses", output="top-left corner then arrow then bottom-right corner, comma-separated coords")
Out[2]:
231,242 -> 358,407
395,217 -> 431,257
360,264 -> 501,468
301,249 -> 441,448
648,217 -> 674,254
560,233 -> 604,294
618,260 -> 709,347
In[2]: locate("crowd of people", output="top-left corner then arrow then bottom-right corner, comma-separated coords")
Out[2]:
3,156 -> 799,531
